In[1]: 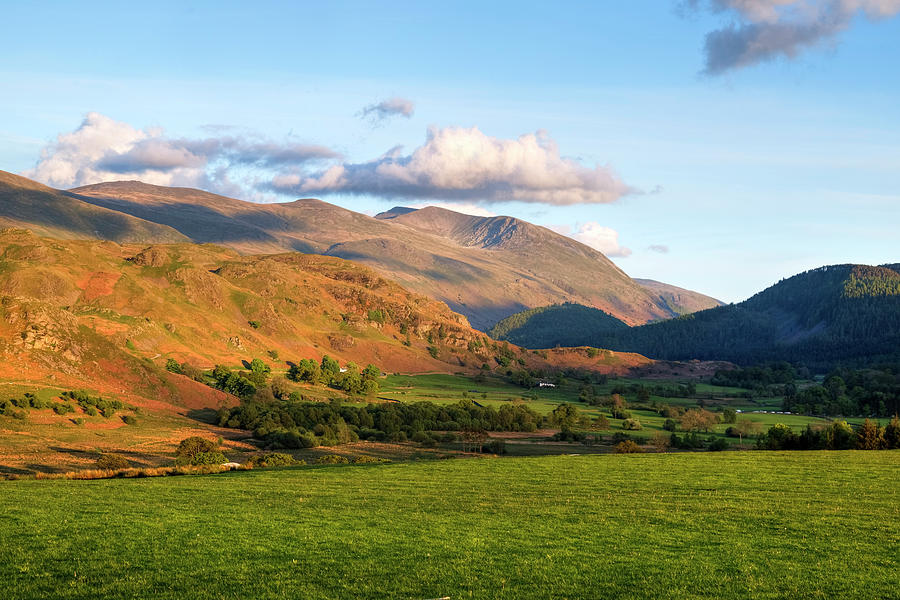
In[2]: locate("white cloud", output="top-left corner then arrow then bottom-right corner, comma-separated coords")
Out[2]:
269,126 -> 634,205
686,0 -> 900,74
360,97 -> 416,123
548,222 -> 632,257
24,112 -> 337,194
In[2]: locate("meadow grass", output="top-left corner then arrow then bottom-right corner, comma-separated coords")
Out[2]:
1,451 -> 897,599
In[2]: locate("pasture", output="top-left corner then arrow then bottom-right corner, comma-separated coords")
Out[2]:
1,451 -> 897,599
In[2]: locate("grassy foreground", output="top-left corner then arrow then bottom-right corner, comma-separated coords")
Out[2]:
1,452 -> 898,599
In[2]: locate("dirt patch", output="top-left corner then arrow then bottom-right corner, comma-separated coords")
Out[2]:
78,272 -> 121,301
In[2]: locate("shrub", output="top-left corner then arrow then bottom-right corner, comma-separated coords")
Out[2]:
482,439 -> 506,454
176,436 -> 219,459
663,418 -> 678,432
315,454 -> 350,465
121,415 -> 138,425
73,417 -> 85,426
95,454 -> 129,470
248,320 -> 261,329
610,432 -> 631,444
610,407 -> 631,420
165,358 -> 183,374
248,453 -> 299,468
190,451 -> 227,465
53,402 -> 75,415
708,437 -> 729,451
622,418 -> 642,431
614,440 -> 644,454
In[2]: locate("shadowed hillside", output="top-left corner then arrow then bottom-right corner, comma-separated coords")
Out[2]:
0,171 -> 189,244
491,264 -> 900,370
633,278 -> 723,316
64,181 -> 713,329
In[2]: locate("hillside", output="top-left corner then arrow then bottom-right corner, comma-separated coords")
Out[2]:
0,228 -> 661,472
62,180 -> 709,329
491,264 -> 900,370
0,228 -> 656,387
634,278 -> 723,316
0,171 -> 189,244
489,303 -> 629,348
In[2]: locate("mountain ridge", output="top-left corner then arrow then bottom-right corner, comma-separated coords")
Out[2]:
491,263 -> 900,370
1,172 -> 722,330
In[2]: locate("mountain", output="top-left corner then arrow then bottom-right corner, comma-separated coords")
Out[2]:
0,228 -> 655,384
489,303 -> 629,348
0,228 -> 660,473
491,264 -> 900,370
0,171 -> 189,244
633,278 -> 723,316
58,179 -> 711,329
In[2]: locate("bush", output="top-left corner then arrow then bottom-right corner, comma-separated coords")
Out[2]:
176,436 -> 219,458
663,418 -> 678,432
121,415 -> 138,425
708,437 -> 729,451
95,454 -> 129,470
610,432 -> 632,445
315,454 -> 350,465
189,451 -> 227,465
248,453 -> 299,468
610,407 -> 631,420
622,418 -> 642,431
165,358 -> 183,374
614,440 -> 644,454
482,439 -> 506,454
53,402 -> 75,415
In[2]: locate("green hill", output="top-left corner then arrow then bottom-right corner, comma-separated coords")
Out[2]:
489,302 -> 628,347
492,264 -> 900,370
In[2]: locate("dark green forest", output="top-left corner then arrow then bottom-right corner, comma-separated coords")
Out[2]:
491,264 -> 900,371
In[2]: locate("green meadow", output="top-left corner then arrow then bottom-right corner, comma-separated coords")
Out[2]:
1,451 -> 897,599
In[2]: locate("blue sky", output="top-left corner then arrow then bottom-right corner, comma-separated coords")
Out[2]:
2,1 -> 898,303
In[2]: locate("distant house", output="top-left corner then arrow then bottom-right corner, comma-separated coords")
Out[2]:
538,381 -> 556,388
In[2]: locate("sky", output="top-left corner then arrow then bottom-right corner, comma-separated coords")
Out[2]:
2,0 -> 898,303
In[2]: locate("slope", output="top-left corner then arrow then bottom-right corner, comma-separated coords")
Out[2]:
67,181 -> 698,329
492,264 -> 900,370
633,278 -> 723,316
0,171 -> 189,244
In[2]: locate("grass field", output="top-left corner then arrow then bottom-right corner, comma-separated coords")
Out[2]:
1,451 -> 898,599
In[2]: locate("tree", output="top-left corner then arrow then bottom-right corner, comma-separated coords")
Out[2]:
176,436 -> 219,461
855,419 -> 885,450
722,408 -> 737,424
551,403 -> 580,431
823,420 -> 855,450
288,358 -> 320,384
733,418 -> 761,446
165,358 -> 183,374
320,355 -> 340,384
651,430 -> 670,452
622,418 -> 642,431
249,358 -> 270,376
885,415 -> 900,449
681,408 -> 717,433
